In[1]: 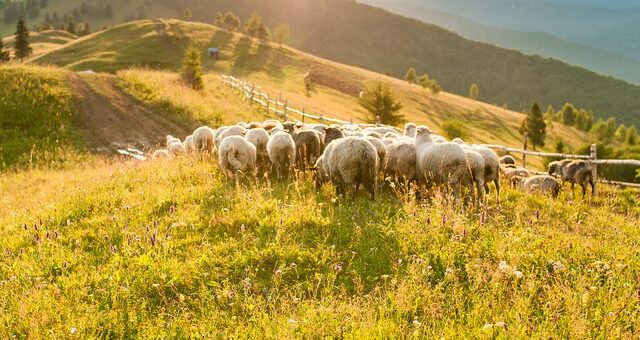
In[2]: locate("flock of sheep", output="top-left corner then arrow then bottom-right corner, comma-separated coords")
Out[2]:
154,119 -> 596,203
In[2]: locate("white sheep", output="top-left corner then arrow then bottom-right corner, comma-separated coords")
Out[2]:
151,149 -> 170,160
193,126 -> 216,157
245,128 -> 271,174
267,132 -> 296,180
317,137 -> 379,199
218,136 -> 257,181
462,148 -> 485,204
166,135 -> 185,155
414,126 -> 474,202
183,135 -> 195,153
384,141 -> 417,190
365,136 -> 387,173
453,138 -> 501,203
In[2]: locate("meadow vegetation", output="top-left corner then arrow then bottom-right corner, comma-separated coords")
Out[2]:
1,155 -> 639,337
0,65 -> 87,170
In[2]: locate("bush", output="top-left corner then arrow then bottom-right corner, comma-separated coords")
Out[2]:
441,119 -> 468,140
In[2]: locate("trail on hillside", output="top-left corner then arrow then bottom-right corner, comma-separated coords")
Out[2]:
68,73 -> 190,153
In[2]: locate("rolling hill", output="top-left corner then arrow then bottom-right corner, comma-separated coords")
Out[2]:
3,29 -> 76,59
29,19 -> 591,164
2,0 -> 640,126
364,0 -> 640,85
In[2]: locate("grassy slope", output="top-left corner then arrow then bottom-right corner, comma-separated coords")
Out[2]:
35,20 -> 591,168
0,155 -> 639,337
2,29 -> 77,59
0,65 -> 88,170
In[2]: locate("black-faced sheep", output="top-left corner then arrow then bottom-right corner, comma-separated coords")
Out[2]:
499,155 -> 516,165
549,160 -> 595,198
292,129 -> 322,169
516,175 -> 562,198
324,127 -> 344,146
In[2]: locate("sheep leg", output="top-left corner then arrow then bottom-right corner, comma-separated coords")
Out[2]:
581,182 -> 587,199
494,178 -> 501,206
590,179 -> 595,197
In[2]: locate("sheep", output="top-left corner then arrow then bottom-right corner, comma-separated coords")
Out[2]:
166,135 -> 185,155
547,159 -> 574,183
503,167 -> 531,182
247,121 -> 264,129
292,129 -> 322,169
192,126 -> 216,157
363,131 -> 383,139
384,131 -> 399,139
317,137 -> 379,199
364,126 -> 398,136
267,132 -> 296,180
215,125 -> 246,151
382,137 -> 398,147
183,135 -> 195,153
550,160 -> 595,198
218,136 -> 257,181
404,123 -> 417,138
414,126 -> 474,202
262,120 -> 283,130
462,148 -> 486,203
384,141 -> 417,190
151,149 -> 170,160
324,127 -> 345,145
245,128 -> 271,175
365,136 -> 387,173
453,138 -> 501,203
499,155 -> 516,165
516,175 -> 562,198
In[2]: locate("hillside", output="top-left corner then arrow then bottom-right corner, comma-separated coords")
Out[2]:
2,29 -> 76,59
3,0 -> 640,126
31,20 -> 591,166
365,0 -> 640,85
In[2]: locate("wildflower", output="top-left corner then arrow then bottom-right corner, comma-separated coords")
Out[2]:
482,323 -> 494,330
553,261 -> 565,272
445,268 -> 453,275
275,269 -> 283,276
498,261 -> 511,273
412,319 -> 421,325
70,327 -> 77,334
494,321 -> 506,328
389,182 -> 396,189
287,318 -> 297,324
513,271 -> 523,279
334,264 -> 342,272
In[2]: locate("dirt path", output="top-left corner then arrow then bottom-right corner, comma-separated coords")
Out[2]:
68,73 -> 191,153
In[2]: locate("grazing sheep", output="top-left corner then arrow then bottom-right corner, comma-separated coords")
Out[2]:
183,135 -> 195,153
384,131 -> 399,139
453,138 -> 501,203
151,149 -> 170,159
414,126 -> 474,202
324,127 -> 345,145
218,136 -> 257,181
517,175 -> 562,198
503,167 -> 531,182
365,136 -> 387,173
267,132 -> 296,180
193,126 -> 216,157
550,160 -> 595,198
364,126 -> 397,136
382,137 -> 398,147
385,141 -> 417,189
547,159 -> 574,183
292,129 -> 322,169
245,128 -> 271,174
499,155 -> 516,165
166,135 -> 185,155
215,125 -> 246,151
247,121 -> 264,129
404,123 -> 417,138
262,120 -> 283,130
318,137 -> 379,199
364,131 -> 383,139
462,149 -> 486,203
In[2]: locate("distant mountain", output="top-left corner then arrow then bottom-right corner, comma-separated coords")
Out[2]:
390,0 -> 640,60
4,0 -> 640,125
364,0 -> 640,84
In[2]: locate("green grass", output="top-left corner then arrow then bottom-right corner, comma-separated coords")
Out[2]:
1,156 -> 639,337
0,65 -> 87,170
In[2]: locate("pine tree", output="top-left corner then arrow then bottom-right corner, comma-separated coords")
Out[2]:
14,18 -> 32,62
0,37 -> 11,63
560,103 -> 576,126
184,8 -> 192,20
66,22 -> 76,35
519,102 -> 547,148
359,82 -> 404,126
182,46 -> 203,90
469,83 -> 479,100
245,11 -> 264,38
614,124 -> 627,142
223,12 -> 240,31
214,12 -> 224,27
273,23 -> 290,46
405,67 -> 417,84
625,125 -> 637,145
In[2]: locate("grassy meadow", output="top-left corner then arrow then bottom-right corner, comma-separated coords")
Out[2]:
1,155 -> 639,337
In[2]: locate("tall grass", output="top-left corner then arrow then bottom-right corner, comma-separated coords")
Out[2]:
1,156 -> 638,337
117,69 -> 266,127
0,65 -> 87,170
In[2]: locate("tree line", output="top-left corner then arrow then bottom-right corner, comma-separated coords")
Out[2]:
0,17 -> 32,63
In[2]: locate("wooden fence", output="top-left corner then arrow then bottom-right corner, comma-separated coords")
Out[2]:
222,74 -> 640,189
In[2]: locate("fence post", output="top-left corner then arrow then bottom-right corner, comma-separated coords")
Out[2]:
590,143 -> 598,196
302,108 -> 305,123
522,136 -> 528,169
266,94 -> 270,116
250,83 -> 255,104
376,116 -> 381,125
284,99 -> 288,121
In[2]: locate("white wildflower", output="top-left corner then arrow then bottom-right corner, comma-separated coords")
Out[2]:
70,327 -> 77,334
553,261 -> 565,272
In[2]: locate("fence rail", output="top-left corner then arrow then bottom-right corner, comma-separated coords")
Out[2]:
222,74 -> 640,189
